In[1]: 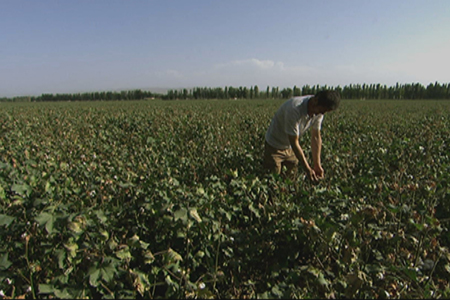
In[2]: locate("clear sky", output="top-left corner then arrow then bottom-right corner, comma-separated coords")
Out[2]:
1,0 -> 450,97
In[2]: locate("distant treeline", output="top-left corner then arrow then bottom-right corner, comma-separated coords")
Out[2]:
164,82 -> 450,100
0,89 -> 160,103
1,82 -> 450,102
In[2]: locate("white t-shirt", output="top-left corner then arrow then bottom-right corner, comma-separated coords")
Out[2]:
265,95 -> 323,149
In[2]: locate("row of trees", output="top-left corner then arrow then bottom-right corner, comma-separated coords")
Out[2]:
1,82 -> 450,102
0,89 -> 159,103
164,82 -> 450,100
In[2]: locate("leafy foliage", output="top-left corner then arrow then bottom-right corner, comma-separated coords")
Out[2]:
0,99 -> 450,299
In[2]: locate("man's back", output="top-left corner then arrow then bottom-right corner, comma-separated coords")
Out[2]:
265,95 -> 322,149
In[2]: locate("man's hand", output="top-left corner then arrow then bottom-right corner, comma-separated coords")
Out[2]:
306,167 -> 319,182
314,165 -> 324,179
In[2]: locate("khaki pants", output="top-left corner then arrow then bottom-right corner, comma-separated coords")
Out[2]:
263,141 -> 298,180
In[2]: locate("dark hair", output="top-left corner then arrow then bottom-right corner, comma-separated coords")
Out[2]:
315,90 -> 341,110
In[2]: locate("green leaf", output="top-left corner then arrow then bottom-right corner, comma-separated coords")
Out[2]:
35,212 -> 57,234
45,181 -> 53,193
35,212 -> 56,234
54,288 -> 73,299
189,208 -> 202,223
139,240 -> 150,249
119,182 -> 134,188
248,203 -> 260,218
132,270 -> 150,296
404,267 -> 418,281
165,274 -> 179,288
167,248 -> 183,262
174,208 -> 188,222
55,249 -> 66,269
0,214 -> 15,227
143,250 -> 155,264
271,285 -> 283,297
0,253 -> 13,271
99,230 -> 109,241
0,186 -> 5,200
128,234 -> 140,246
318,272 -> 330,288
11,183 -> 32,197
64,242 -> 79,258
101,263 -> 117,282
219,208 -> 232,221
95,209 -> 108,224
88,260 -> 119,286
116,247 -> 132,261
412,222 -> 426,232
67,221 -> 83,234
38,284 -> 55,294
445,264 -> 450,273
88,266 -> 101,287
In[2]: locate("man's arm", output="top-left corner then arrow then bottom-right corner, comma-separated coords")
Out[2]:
311,128 -> 324,179
288,134 -> 318,181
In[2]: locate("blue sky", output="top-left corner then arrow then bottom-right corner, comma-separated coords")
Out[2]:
1,0 -> 450,97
